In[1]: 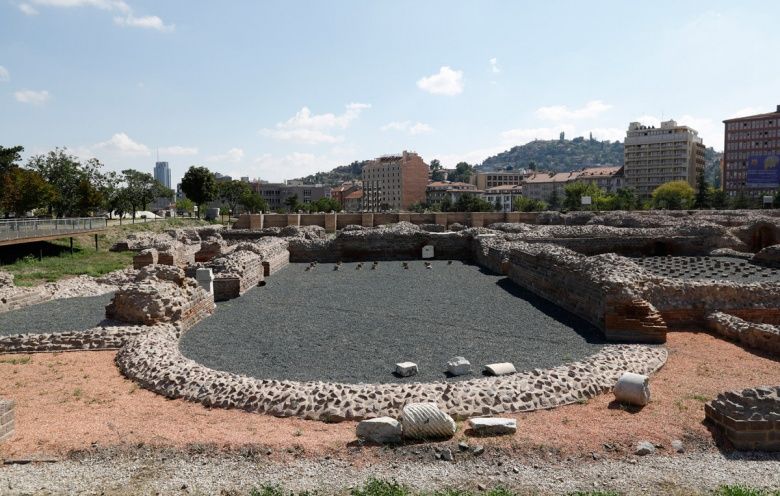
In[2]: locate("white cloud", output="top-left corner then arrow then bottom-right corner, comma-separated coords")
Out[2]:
489,57 -> 500,74
417,66 -> 464,96
18,3 -> 39,15
14,89 -> 50,105
93,132 -> 150,156
500,125 -> 576,144
436,145 -> 509,169
207,147 -> 244,163
114,14 -> 174,32
260,103 -> 370,145
27,0 -> 173,31
586,127 -> 625,142
535,100 -> 612,121
159,145 -> 198,156
380,121 -> 433,135
0,66 -> 9,82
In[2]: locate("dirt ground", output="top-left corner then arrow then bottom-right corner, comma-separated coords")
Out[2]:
0,331 -> 778,461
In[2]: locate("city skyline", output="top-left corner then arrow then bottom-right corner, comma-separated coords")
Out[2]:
2,1 -> 780,186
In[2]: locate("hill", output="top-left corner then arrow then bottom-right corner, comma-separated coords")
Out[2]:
294,160 -> 369,186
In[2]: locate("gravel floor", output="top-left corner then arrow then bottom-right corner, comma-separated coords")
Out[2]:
0,293 -> 113,336
0,451 -> 778,495
180,261 -> 605,384
631,256 -> 780,282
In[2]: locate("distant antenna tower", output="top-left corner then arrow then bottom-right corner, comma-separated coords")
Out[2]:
156,148 -> 159,162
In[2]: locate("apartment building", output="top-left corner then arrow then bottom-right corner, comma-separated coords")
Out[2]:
471,170 -> 527,190
722,105 -> 780,198
251,182 -> 331,211
331,181 -> 362,206
425,181 -> 480,205
482,185 -> 524,212
521,171 -> 581,202
576,166 -> 625,193
342,189 -> 364,212
623,119 -> 705,198
362,151 -> 428,211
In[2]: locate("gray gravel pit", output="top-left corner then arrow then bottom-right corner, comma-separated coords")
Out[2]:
0,293 -> 113,336
179,261 -> 606,384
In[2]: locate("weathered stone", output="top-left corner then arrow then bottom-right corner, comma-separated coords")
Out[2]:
635,441 -> 655,456
395,362 -> 418,377
484,362 -> 517,376
400,403 -> 456,440
447,356 -> 472,376
614,372 -> 651,406
467,417 -> 517,436
356,417 -> 402,444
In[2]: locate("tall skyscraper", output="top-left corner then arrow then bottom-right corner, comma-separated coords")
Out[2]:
154,161 -> 171,189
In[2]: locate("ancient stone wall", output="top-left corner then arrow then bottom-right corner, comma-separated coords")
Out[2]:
705,386 -> 780,451
706,311 -> 780,355
0,399 -> 14,444
204,251 -> 265,301
133,248 -> 158,269
0,323 -> 175,354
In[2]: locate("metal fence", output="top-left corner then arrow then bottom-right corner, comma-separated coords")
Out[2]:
0,217 -> 105,242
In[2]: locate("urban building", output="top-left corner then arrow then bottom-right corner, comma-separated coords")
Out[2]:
521,171 -> 581,203
623,119 -> 705,199
482,185 -> 524,212
153,161 -> 171,189
251,182 -> 331,211
722,105 -> 780,198
342,189 -> 364,212
362,151 -> 428,211
331,181 -> 362,206
471,170 -> 527,190
425,181 -> 480,205
576,166 -> 625,193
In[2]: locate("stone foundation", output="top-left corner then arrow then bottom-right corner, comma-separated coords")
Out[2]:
705,386 -> 780,451
0,399 -> 14,444
133,248 -> 158,269
0,323 -> 176,354
207,251 -> 265,301
706,312 -> 780,355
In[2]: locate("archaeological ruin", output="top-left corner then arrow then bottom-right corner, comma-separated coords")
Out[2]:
0,210 -> 779,451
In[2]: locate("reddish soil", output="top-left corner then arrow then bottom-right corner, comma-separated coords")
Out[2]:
0,331 -> 778,460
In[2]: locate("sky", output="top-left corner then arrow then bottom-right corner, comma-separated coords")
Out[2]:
1,1 -> 779,185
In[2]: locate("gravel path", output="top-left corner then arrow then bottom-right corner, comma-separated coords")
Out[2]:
0,293 -> 113,336
179,261 -> 606,384
632,256 -> 780,282
1,451 -> 778,495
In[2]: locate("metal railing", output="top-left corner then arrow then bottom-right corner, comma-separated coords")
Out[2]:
0,217 -> 105,242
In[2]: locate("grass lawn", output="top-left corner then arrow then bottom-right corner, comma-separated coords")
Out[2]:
0,218 -> 212,286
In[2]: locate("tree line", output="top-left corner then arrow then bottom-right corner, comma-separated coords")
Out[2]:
0,146 -> 173,221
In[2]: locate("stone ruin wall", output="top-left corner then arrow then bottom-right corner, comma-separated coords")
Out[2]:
707,312 -> 780,355
705,386 -> 780,451
206,251 -> 265,301
0,399 -> 14,444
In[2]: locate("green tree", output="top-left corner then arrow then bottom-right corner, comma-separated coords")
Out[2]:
694,172 -> 711,209
732,190 -> 750,209
176,198 -> 195,216
408,201 -> 427,213
651,180 -> 695,210
711,188 -> 728,209
452,193 -> 493,212
548,188 -> 561,210
613,187 -> 639,211
449,162 -> 475,183
218,180 -> 251,216
122,169 -> 166,222
26,148 -> 105,217
181,166 -> 217,218
239,191 -> 268,214
0,168 -> 53,217
563,181 -> 604,210
310,196 -> 341,212
284,194 -> 301,212
75,177 -> 104,216
513,196 -> 547,212
0,145 -> 24,175
429,159 -> 445,181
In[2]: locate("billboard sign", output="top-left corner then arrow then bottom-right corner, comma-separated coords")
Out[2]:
746,154 -> 780,188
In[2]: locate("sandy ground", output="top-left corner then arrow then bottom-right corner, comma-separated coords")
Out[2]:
0,331 -> 778,462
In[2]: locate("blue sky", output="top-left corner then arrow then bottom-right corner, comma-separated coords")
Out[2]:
2,1 -> 779,185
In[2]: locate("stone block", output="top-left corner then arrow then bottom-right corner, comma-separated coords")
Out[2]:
422,245 -> 434,259
447,356 -> 472,376
395,362 -> 418,377
401,403 -> 456,440
467,417 -> 517,436
356,417 -> 402,444
614,372 -> 651,406
195,268 -> 214,294
483,362 -> 516,376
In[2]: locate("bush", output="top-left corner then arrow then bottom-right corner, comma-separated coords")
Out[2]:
651,180 -> 695,210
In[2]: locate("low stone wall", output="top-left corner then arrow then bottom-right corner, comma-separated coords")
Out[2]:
706,312 -> 780,355
0,399 -> 14,444
705,386 -> 780,451
206,251 -> 265,301
0,286 -> 49,315
133,248 -> 158,269
116,322 -> 666,421
0,323 -> 175,354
